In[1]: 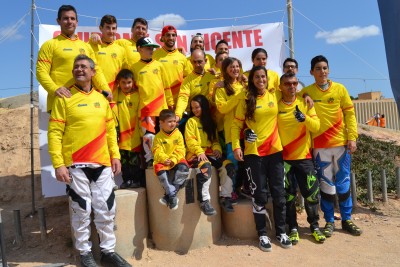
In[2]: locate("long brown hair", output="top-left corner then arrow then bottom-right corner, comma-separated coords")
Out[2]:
245,66 -> 268,122
221,57 -> 245,96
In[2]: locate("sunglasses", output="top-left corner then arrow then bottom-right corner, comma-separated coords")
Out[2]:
283,81 -> 298,86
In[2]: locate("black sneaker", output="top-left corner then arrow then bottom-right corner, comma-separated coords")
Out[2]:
259,235 -> 272,252
220,197 -> 234,212
80,252 -> 97,267
159,195 -> 169,206
276,233 -> 292,248
100,252 -> 131,267
146,159 -> 154,169
168,195 -> 179,210
322,222 -> 335,237
342,220 -> 362,236
200,200 -> 217,216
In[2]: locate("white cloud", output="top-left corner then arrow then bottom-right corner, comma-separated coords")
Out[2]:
0,21 -> 25,44
315,25 -> 380,44
149,14 -> 186,29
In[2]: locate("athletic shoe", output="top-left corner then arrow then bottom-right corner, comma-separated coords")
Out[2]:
100,252 -> 131,267
259,235 -> 272,252
200,200 -> 217,216
231,192 -> 239,205
80,252 -> 97,267
276,233 -> 292,248
168,195 -> 179,210
289,229 -> 299,245
112,183 -> 119,191
312,228 -> 326,243
342,220 -> 362,236
159,195 -> 169,206
322,222 -> 335,238
120,180 -> 140,189
220,197 -> 234,212
146,159 -> 154,169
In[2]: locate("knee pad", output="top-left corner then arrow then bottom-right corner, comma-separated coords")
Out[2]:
196,161 -> 212,181
338,188 -> 351,203
223,160 -> 236,179
320,191 -> 336,203
175,163 -> 189,187
252,198 -> 267,214
304,173 -> 320,204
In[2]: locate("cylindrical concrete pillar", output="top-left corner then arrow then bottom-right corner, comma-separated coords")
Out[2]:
381,169 -> 388,203
146,168 -> 221,253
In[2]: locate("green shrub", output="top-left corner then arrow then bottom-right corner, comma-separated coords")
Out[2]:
351,134 -> 400,201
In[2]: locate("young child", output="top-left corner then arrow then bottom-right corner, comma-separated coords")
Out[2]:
185,94 -> 236,215
130,37 -> 170,168
152,109 -> 190,210
112,69 -> 144,189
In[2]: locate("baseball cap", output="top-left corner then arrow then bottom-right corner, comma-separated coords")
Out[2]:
136,37 -> 160,48
160,25 -> 177,42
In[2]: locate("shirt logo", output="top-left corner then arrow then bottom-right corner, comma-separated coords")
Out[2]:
128,102 -> 132,107
153,69 -> 159,75
268,101 -> 274,108
94,102 -> 100,108
278,111 -> 287,114
173,139 -> 179,144
173,60 -> 178,65
63,48 -> 73,51
77,103 -> 87,107
140,71 -> 147,75
98,52 -> 106,55
328,97 -> 334,104
256,105 -> 262,109
160,59 -> 168,62
111,53 -> 117,59
79,48 -> 86,55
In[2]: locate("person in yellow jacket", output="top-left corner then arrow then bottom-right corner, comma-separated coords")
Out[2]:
153,109 -> 189,210
48,54 -> 130,266
277,73 -> 325,244
36,5 -> 111,113
112,69 -> 144,189
300,55 -> 361,237
243,48 -> 280,91
185,95 -> 236,215
232,66 -> 291,252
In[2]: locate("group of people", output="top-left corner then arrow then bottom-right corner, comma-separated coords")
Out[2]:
366,112 -> 386,128
38,5 -> 362,267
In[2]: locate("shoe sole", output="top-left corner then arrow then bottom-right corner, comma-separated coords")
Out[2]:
259,245 -> 272,252
159,199 -> 168,206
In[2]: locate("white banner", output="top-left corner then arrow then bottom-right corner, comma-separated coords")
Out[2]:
38,23 -> 286,197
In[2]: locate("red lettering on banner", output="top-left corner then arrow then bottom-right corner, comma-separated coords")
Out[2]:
254,29 -> 263,46
155,34 -> 162,46
210,32 -> 222,51
243,30 -> 253,46
203,33 -> 210,51
222,32 -> 231,47
77,32 -> 90,42
53,31 -> 61,38
122,33 -> 131,40
115,33 -> 120,39
232,31 -> 243,49
176,35 -> 187,50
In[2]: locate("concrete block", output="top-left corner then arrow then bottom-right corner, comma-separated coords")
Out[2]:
70,188 -> 148,260
221,199 -> 274,239
146,168 -> 221,253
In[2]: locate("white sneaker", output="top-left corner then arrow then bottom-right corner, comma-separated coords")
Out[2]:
259,235 -> 272,252
276,233 -> 292,248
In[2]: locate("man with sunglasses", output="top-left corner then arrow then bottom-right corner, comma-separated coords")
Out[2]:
277,72 -> 325,245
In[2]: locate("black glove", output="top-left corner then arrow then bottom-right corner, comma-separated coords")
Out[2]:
244,128 -> 257,143
294,105 -> 306,122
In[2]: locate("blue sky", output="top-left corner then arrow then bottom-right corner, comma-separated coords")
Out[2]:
0,0 -> 391,99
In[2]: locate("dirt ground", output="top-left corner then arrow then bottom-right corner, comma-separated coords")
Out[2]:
1,104 -> 400,267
